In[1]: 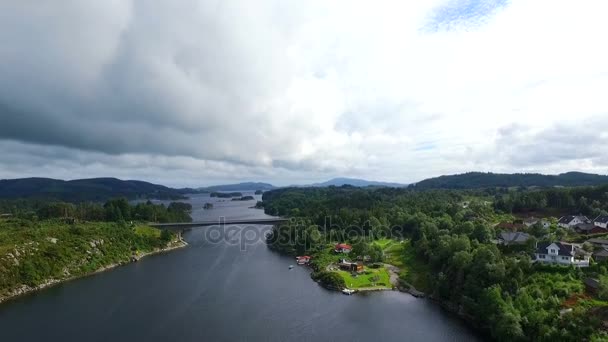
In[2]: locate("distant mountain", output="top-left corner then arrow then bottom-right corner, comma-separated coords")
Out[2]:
411,172 -> 608,190
309,177 -> 408,188
0,177 -> 187,202
201,182 -> 276,192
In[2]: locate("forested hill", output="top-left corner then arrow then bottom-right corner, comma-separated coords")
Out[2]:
411,172 -> 608,189
0,177 -> 187,202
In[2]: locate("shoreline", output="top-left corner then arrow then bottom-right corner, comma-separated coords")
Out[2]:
0,240 -> 188,305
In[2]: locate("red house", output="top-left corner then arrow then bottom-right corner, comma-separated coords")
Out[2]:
296,256 -> 311,265
335,243 -> 352,253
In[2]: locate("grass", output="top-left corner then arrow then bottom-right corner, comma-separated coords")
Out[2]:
338,267 -> 391,289
371,238 -> 431,292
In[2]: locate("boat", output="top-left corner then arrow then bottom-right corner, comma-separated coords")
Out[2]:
342,289 -> 356,295
289,265 -> 294,269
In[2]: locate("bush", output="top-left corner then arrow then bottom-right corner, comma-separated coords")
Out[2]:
311,271 -> 346,290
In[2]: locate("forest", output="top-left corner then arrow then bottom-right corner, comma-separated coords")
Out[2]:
0,198 -> 193,300
262,186 -> 608,341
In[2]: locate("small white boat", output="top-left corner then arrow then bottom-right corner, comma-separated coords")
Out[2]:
342,289 -> 356,295
289,265 -> 294,269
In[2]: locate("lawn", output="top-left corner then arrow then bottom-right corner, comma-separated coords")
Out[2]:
337,267 -> 391,289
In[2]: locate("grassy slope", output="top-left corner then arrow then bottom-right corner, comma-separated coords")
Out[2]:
0,218 -> 172,298
372,239 -> 431,292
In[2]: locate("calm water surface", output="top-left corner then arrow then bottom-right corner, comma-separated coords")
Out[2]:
0,192 -> 483,341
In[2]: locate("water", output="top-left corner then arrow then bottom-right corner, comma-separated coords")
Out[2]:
0,192 -> 482,341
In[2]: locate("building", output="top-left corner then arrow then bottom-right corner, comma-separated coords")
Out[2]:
497,232 -> 531,246
575,223 -> 598,234
593,249 -> 608,263
585,278 -> 601,295
334,243 -> 353,253
338,260 -> 364,273
587,238 -> 608,249
557,215 -> 589,229
535,242 -> 590,267
296,256 -> 311,265
594,216 -> 608,229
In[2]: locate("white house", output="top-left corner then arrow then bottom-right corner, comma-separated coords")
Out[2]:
535,242 -> 590,267
557,215 -> 589,229
594,216 -> 608,229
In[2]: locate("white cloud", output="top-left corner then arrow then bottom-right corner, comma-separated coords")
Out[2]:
1,0 -> 607,186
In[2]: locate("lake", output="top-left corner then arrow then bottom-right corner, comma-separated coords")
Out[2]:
0,192 -> 482,341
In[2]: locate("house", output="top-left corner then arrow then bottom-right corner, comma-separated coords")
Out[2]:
338,260 -> 364,273
587,238 -> 608,249
585,278 -> 601,295
575,223 -> 598,234
594,216 -> 608,229
535,242 -> 590,267
497,232 -> 531,246
296,256 -> 311,265
593,249 -> 608,263
558,215 -> 590,229
0,213 -> 12,219
334,243 -> 352,253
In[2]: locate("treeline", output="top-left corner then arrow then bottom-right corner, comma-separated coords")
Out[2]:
0,198 -> 192,223
263,186 -> 607,341
494,185 -> 608,216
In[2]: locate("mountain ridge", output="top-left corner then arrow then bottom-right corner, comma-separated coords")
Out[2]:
411,171 -> 608,189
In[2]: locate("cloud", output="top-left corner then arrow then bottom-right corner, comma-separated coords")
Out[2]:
0,0 -> 607,186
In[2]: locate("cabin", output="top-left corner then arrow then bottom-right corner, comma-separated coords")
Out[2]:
558,215 -> 590,229
334,243 -> 352,254
594,216 -> 608,229
535,242 -> 590,267
338,260 -> 364,273
497,232 -> 531,246
296,256 -> 311,265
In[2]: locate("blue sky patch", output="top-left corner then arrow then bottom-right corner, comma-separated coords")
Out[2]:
425,0 -> 510,32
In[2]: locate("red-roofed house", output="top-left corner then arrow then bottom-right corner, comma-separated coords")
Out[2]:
296,256 -> 311,265
335,243 -> 352,253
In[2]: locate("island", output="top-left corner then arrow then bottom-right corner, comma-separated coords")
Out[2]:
210,192 -> 242,198
231,196 -> 254,201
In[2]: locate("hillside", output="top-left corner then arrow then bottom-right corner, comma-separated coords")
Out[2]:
411,171 -> 608,189
309,177 -> 407,188
0,177 -> 187,202
201,182 -> 276,192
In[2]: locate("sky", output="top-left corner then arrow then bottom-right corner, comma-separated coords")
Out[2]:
1,0 -> 607,187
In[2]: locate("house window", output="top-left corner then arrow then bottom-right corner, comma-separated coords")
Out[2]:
550,249 -> 556,254
538,254 -> 546,259
561,256 -> 568,260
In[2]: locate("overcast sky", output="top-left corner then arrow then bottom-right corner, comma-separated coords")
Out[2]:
1,0 -> 607,187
